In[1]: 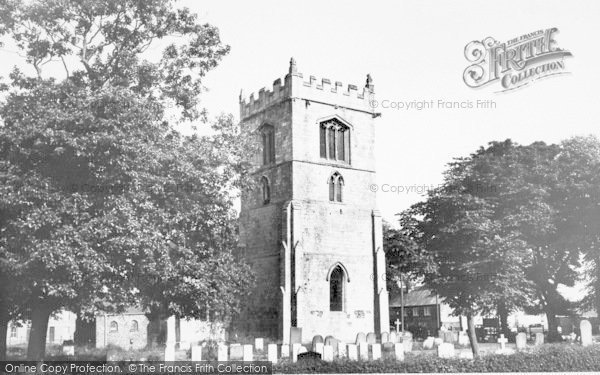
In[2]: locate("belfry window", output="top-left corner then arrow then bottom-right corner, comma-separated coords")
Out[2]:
261,176 -> 270,205
329,265 -> 345,311
328,172 -> 343,202
320,118 -> 349,162
261,125 -> 275,165
109,321 -> 118,333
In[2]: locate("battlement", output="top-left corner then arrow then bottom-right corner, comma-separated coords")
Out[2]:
240,58 -> 376,119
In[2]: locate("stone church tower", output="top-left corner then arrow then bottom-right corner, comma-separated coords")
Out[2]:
237,59 -> 389,343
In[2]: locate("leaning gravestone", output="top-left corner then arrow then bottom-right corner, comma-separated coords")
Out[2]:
423,336 -> 435,350
381,332 -> 389,344
534,332 -> 544,346
581,320 -> 592,347
366,332 -> 377,345
516,332 -> 527,350
355,332 -> 366,345
290,327 -> 303,344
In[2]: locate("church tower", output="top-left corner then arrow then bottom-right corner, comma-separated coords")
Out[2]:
238,59 -> 389,343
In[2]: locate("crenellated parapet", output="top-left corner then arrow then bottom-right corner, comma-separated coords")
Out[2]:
240,58 -> 376,119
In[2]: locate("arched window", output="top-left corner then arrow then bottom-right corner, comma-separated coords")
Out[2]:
130,320 -> 139,332
261,125 -> 275,165
328,172 -> 343,202
261,176 -> 270,204
10,325 -> 17,338
109,321 -> 118,333
320,118 -> 350,162
329,265 -> 345,311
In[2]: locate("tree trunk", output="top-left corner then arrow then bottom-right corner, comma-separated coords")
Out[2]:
0,308 -> 8,361
26,305 -> 52,361
466,313 -> 480,358
497,301 -> 510,337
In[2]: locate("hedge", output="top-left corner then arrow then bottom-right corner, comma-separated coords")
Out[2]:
274,344 -> 600,373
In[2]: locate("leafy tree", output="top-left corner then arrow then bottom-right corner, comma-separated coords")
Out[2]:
0,0 -> 252,360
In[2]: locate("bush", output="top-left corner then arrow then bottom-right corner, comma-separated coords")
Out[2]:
274,344 -> 600,373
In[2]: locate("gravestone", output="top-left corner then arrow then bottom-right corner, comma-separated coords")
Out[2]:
164,343 -> 175,361
291,343 -> 301,362
229,344 -> 243,360
191,345 -> 202,361
534,332 -> 544,346
359,343 -> 369,360
347,344 -> 358,360
423,336 -> 435,350
389,331 -> 398,343
62,344 -> 75,357
458,331 -> 469,346
324,336 -> 339,355
281,344 -> 290,358
217,345 -> 228,361
394,343 -> 404,361
267,344 -> 277,363
581,320 -> 592,347
366,332 -> 377,344
355,332 -> 366,345
243,344 -> 253,362
516,332 -> 527,350
497,334 -> 508,350
401,333 -> 413,353
314,342 -> 324,357
312,335 -> 324,349
371,344 -> 381,360
323,345 -> 334,361
254,338 -> 264,351
337,341 -> 347,358
437,343 -> 455,358
290,327 -> 302,344
458,351 -> 473,359
434,337 -> 444,347
381,332 -> 389,344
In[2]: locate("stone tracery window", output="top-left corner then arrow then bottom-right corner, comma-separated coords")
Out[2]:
329,265 -> 345,312
320,118 -> 349,162
329,172 -> 343,202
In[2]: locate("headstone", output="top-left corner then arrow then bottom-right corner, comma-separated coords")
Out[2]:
581,320 -> 592,347
459,351 -> 473,359
401,334 -> 413,353
371,344 -> 381,360
312,334 -> 324,349
243,344 -> 253,362
164,343 -> 175,361
281,344 -> 290,358
394,318 -> 401,333
516,332 -> 527,350
389,331 -> 398,343
458,331 -> 470,346
434,337 -> 444,347
229,344 -> 243,360
381,332 -> 389,344
314,342 -> 324,357
366,332 -> 377,344
267,344 -> 277,363
291,343 -> 301,362
423,336 -> 435,350
62,345 -> 75,356
443,331 -> 454,343
297,351 -> 320,361
437,342 -> 455,358
217,344 -> 228,361
337,342 -> 347,358
355,332 -> 366,345
191,345 -> 202,361
347,344 -> 358,360
323,345 -> 334,361
324,336 -> 339,355
290,327 -> 302,344
254,338 -> 264,351
359,343 -> 369,360
394,343 -> 404,361
534,332 -> 544,346
497,334 -> 508,350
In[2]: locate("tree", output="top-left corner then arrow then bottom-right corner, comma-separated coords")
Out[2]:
0,0 -> 251,360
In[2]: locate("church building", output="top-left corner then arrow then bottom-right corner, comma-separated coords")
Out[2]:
237,59 -> 389,343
